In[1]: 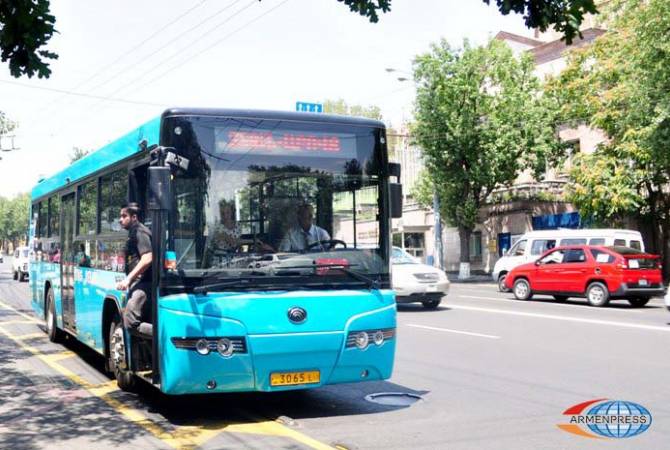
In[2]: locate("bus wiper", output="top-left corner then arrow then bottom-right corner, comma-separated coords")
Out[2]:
193,276 -> 267,295
273,264 -> 380,290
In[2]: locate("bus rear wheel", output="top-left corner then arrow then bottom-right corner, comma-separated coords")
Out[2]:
108,318 -> 136,392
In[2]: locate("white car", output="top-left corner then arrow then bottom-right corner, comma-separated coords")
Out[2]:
247,253 -> 294,269
392,247 -> 449,309
12,246 -> 31,282
665,287 -> 670,312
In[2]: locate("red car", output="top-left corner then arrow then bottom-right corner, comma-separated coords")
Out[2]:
504,245 -> 665,307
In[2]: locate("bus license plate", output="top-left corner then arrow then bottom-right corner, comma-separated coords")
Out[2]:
639,279 -> 648,286
270,371 -> 320,387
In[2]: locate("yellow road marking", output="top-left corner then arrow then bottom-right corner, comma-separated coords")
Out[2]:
14,332 -> 45,340
0,319 -> 336,449
39,351 -> 77,363
0,299 -> 41,322
2,319 -> 41,325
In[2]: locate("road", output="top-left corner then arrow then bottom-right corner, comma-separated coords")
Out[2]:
1,257 -> 669,449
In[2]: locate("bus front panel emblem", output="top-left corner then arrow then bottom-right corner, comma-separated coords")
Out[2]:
287,307 -> 307,324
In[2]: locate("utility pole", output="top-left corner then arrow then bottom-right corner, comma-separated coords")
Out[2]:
433,193 -> 443,270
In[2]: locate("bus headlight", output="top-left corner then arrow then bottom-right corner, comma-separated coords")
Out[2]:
354,331 -> 369,349
195,339 -> 210,355
217,338 -> 234,357
346,329 -> 395,349
373,330 -> 384,346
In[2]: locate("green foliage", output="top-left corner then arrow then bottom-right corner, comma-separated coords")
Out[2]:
483,0 -> 598,44
0,111 -> 17,135
337,1 -> 596,42
336,0 -> 391,23
0,0 -> 57,78
323,99 -> 383,120
547,0 -> 670,229
69,146 -> 91,163
410,171 -> 434,210
412,38 -> 561,236
0,193 -> 30,247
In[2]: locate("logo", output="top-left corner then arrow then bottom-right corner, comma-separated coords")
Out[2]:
287,307 -> 307,324
558,399 -> 652,439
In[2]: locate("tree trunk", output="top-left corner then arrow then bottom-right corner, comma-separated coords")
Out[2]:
661,221 -> 670,283
458,226 -> 471,280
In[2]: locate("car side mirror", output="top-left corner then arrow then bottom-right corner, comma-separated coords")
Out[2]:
534,260 -> 541,266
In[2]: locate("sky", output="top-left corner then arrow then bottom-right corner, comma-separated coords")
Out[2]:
0,0 -> 530,197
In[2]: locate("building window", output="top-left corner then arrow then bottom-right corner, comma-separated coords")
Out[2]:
470,231 -> 482,260
392,232 -> 426,260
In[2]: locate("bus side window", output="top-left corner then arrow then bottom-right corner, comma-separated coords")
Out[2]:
629,240 -> 642,250
589,238 -> 605,245
614,239 -> 626,247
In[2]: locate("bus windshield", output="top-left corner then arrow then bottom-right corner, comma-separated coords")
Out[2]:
163,115 -> 389,288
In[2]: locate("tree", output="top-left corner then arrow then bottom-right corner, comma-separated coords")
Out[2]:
323,98 -> 383,120
1,0 -> 595,79
0,193 -> 30,251
412,38 -> 562,278
322,98 -> 404,157
69,146 -> 90,163
0,0 -> 57,78
545,0 -> 670,278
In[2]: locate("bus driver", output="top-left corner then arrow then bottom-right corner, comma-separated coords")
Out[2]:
279,203 -> 330,252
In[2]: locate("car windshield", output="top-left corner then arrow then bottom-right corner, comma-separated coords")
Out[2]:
163,115 -> 390,288
392,247 -> 417,264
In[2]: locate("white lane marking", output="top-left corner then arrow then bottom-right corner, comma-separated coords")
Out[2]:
457,295 -> 657,312
407,324 -> 501,339
446,304 -> 670,332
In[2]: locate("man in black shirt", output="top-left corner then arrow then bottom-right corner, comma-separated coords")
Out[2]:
116,203 -> 153,337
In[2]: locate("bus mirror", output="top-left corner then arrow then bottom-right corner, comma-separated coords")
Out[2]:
390,183 -> 403,218
148,166 -> 172,211
389,162 -> 401,181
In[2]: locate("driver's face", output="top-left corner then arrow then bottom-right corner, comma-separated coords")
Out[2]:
297,207 -> 313,232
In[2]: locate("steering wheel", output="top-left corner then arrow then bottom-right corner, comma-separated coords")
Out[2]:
307,239 -> 347,250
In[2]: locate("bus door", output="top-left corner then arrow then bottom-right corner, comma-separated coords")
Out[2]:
60,193 -> 76,333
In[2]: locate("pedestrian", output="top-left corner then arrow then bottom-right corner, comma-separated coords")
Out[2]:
116,202 -> 153,337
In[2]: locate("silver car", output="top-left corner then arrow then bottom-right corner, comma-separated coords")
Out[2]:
392,247 -> 450,309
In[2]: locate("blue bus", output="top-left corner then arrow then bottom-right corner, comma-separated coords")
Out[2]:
29,108 -> 403,394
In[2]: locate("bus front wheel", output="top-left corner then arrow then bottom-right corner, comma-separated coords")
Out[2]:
108,318 -> 136,392
45,288 -> 62,343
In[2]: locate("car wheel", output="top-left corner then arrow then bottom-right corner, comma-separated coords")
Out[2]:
513,279 -> 532,300
498,274 -> 510,293
586,282 -> 610,307
45,288 -> 62,343
422,299 -> 441,310
108,317 -> 136,392
628,297 -> 650,308
553,295 -> 568,302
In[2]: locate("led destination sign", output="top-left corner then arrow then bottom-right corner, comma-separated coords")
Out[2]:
216,128 -> 358,158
